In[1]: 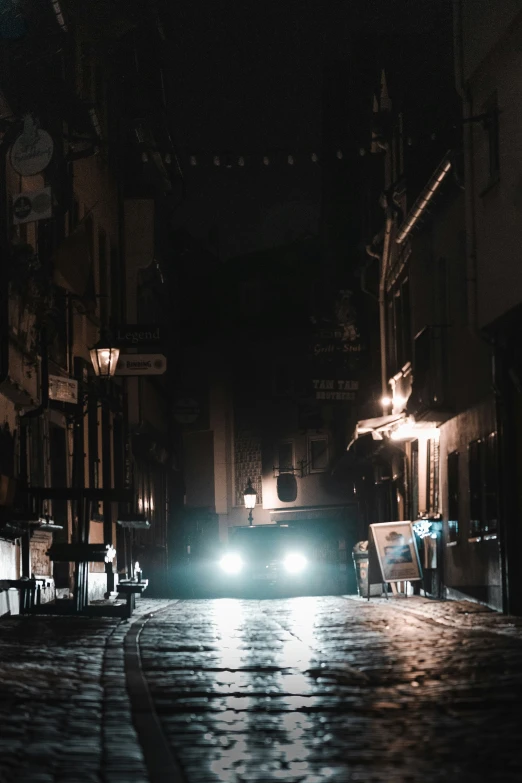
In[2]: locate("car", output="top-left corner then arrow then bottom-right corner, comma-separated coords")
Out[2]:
216,523 -> 319,597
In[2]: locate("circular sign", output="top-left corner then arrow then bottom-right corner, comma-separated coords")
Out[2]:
13,196 -> 32,221
173,397 -> 200,425
10,128 -> 54,176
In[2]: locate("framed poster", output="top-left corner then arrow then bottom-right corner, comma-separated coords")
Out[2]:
369,522 -> 422,583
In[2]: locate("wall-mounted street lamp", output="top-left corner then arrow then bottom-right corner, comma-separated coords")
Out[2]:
243,478 -> 257,526
90,329 -> 120,378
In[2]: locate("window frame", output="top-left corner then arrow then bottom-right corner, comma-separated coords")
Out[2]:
277,440 -> 294,474
447,450 -> 460,545
308,435 -> 329,473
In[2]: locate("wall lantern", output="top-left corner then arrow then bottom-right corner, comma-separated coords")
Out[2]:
243,478 -> 257,525
90,330 -> 120,378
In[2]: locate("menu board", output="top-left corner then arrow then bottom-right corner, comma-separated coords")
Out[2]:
368,521 -> 422,584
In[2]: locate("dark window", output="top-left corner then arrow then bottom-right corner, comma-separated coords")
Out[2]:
278,442 -> 294,473
447,451 -> 459,543
98,229 -> 108,324
387,299 -> 396,373
484,94 -> 500,183
84,215 -> 96,310
70,197 -> 80,232
401,277 -> 411,360
310,437 -> 328,472
411,440 -> 419,520
110,246 -> 123,323
469,439 -> 483,537
484,433 -> 498,534
388,277 -> 411,374
394,290 -> 404,368
81,42 -> 93,99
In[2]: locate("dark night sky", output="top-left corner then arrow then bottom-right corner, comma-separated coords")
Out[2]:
162,0 -> 454,259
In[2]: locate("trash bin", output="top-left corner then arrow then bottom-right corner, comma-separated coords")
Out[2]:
352,540 -> 369,597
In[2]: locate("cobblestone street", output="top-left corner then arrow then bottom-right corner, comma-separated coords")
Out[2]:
1,596 -> 522,783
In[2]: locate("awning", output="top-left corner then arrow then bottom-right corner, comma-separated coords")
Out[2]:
350,413 -> 439,448
354,414 -> 406,442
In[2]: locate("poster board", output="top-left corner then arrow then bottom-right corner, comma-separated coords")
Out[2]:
368,521 -> 422,585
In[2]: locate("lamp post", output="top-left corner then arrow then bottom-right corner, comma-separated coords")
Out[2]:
243,478 -> 257,526
89,329 -> 120,597
90,329 -> 120,378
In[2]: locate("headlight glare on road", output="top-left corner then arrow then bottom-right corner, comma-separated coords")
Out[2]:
284,552 -> 307,574
219,552 -> 243,575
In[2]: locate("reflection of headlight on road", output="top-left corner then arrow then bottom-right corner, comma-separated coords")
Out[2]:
219,553 -> 243,574
284,553 -> 307,574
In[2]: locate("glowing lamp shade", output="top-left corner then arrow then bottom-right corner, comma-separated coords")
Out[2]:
90,333 -> 120,378
243,479 -> 257,510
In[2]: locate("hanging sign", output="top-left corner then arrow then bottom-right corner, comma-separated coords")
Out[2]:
115,353 -> 167,376
12,188 -> 52,224
10,116 -> 54,176
368,522 -> 422,584
49,375 -> 78,404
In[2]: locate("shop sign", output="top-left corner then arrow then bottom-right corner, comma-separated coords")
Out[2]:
172,397 -> 200,424
113,324 -> 162,347
115,353 -> 167,376
49,375 -> 78,404
13,187 -> 52,224
10,116 -> 54,176
368,521 -> 422,584
312,378 -> 359,402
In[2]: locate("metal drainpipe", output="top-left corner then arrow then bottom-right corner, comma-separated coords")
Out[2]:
379,213 -> 393,398
0,120 -> 23,387
22,327 -> 49,420
453,0 -> 477,333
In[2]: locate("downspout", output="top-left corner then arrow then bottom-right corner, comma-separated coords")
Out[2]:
0,120 -> 23,387
379,211 -> 393,397
22,328 -> 49,419
453,0 -> 477,332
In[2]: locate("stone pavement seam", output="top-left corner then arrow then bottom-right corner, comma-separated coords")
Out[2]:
123,600 -> 187,783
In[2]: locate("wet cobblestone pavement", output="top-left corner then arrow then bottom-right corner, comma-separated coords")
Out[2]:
140,597 -> 522,783
0,598 -> 170,783
0,596 -> 522,783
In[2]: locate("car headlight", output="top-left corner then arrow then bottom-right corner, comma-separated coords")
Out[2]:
284,553 -> 307,574
219,553 -> 243,575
